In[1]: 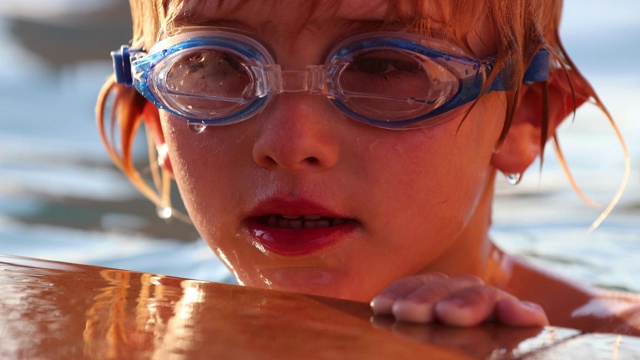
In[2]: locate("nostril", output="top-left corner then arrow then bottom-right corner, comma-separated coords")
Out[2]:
303,157 -> 320,166
256,154 -> 323,170
263,156 -> 278,167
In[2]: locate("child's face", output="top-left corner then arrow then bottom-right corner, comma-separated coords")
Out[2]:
158,0 -> 507,301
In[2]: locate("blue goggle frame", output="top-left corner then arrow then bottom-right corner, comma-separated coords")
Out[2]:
112,31 -> 549,129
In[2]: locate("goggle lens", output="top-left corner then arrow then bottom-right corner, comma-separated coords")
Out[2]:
155,49 -> 254,120
338,49 -> 458,122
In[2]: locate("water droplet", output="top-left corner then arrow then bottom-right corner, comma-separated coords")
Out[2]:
188,123 -> 207,134
156,144 -> 168,166
156,206 -> 173,219
505,173 -> 522,185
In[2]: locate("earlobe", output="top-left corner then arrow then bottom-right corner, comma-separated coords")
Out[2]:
142,102 -> 174,176
491,69 -> 590,175
490,118 -> 540,176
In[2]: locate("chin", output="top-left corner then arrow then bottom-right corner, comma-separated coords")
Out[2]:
240,267 -> 374,303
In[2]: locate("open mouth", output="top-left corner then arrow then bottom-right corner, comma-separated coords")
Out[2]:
245,213 -> 357,256
256,214 -> 348,229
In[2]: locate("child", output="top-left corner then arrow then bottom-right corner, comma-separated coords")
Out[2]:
97,0 -> 639,334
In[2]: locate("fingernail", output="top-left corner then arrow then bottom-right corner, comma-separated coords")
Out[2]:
392,301 -> 433,323
370,295 -> 395,314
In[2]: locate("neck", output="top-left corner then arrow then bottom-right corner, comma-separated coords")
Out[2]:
419,170 -> 508,283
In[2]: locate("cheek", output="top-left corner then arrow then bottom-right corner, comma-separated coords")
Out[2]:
363,102 -> 504,245
160,115 -> 264,276
159,114 -> 250,226
373,131 -> 486,227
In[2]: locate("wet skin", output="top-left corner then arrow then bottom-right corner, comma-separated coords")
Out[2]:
149,0 -> 640,332
160,0 -> 504,301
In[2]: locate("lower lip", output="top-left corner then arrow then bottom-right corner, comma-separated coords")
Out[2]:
244,219 -> 357,256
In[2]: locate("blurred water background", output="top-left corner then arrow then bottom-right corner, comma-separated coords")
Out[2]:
0,0 -> 638,291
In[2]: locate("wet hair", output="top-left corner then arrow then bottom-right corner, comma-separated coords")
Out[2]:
96,0 -> 620,224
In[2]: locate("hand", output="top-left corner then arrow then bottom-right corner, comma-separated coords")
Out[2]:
370,272 -> 549,327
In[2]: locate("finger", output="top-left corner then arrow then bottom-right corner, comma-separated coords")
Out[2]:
434,285 -> 500,326
495,297 -> 550,327
436,287 -> 549,327
370,272 -> 447,314
391,275 -> 484,323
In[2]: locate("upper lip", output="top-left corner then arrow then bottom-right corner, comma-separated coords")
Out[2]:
246,197 -> 351,220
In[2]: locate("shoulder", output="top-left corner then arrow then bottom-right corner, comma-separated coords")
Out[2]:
572,289 -> 640,335
502,254 -> 640,335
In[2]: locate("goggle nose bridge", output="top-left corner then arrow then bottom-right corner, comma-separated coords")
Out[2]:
252,64 -> 337,98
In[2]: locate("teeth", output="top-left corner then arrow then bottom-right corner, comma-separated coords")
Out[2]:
303,220 -> 317,229
263,215 -> 345,229
279,217 -> 302,229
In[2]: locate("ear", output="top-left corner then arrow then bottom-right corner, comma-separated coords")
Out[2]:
142,102 -> 174,176
491,69 -> 591,175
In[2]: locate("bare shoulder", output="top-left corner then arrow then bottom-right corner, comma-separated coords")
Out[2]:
501,254 -> 640,335
574,289 -> 640,335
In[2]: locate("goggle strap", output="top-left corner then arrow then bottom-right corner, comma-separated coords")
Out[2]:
523,48 -> 550,85
111,45 -> 145,87
490,48 -> 550,91
111,46 -> 132,87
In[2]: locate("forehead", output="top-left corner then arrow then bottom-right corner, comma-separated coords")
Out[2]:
158,0 -> 494,55
165,0 -> 479,31
170,0 -> 422,22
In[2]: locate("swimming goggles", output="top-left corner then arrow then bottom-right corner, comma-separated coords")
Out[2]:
112,29 -> 549,130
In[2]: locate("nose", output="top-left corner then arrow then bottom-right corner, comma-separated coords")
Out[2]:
252,95 -> 340,171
